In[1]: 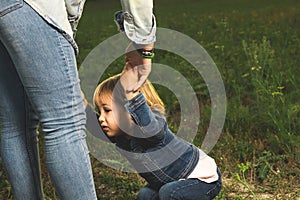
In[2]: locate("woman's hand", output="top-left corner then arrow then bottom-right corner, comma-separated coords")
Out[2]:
124,42 -> 153,92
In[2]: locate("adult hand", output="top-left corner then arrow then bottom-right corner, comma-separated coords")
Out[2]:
125,42 -> 154,92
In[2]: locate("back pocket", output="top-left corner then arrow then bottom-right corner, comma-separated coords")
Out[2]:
0,0 -> 23,17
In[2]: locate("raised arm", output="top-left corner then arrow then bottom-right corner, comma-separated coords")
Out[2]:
117,0 -> 156,92
120,64 -> 166,144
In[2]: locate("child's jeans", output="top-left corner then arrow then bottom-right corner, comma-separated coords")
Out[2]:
137,169 -> 222,200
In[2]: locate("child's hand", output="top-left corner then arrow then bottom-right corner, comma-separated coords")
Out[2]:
81,91 -> 88,107
120,63 -> 140,100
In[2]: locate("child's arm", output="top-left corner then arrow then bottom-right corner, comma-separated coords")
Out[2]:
120,67 -> 166,144
125,93 -> 167,146
120,62 -> 142,100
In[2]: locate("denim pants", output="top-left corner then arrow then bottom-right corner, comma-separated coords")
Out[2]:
0,2 -> 97,200
137,169 -> 222,200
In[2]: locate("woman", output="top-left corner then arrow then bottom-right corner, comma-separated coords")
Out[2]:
0,0 -> 155,199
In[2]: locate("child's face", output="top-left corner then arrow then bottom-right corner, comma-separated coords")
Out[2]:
95,94 -> 131,137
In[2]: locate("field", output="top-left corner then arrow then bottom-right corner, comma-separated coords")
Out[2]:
1,0 -> 299,199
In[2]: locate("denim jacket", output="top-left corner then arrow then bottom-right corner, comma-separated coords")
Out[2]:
112,93 -> 200,190
23,0 -> 156,54
85,91 -> 216,190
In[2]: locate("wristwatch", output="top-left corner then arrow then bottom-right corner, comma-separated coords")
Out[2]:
136,48 -> 155,59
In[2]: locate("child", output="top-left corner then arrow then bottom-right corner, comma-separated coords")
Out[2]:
89,63 -> 222,199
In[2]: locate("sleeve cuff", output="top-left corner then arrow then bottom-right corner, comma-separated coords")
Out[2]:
114,11 -> 156,45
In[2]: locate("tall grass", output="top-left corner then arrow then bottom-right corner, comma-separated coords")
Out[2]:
1,0 -> 299,199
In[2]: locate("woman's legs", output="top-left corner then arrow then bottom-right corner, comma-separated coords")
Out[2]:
0,2 -> 97,199
0,41 -> 43,199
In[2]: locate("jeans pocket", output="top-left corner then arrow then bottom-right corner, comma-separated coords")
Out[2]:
0,0 -> 23,17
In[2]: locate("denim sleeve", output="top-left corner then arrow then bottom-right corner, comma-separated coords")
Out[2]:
124,93 -> 166,144
117,0 -> 156,44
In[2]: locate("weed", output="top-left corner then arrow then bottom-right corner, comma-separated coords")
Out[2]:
254,150 -> 286,181
235,162 -> 257,199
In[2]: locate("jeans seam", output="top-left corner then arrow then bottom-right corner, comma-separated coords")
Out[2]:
59,31 -> 95,196
55,28 -> 79,139
178,146 -> 198,179
206,182 -> 221,196
56,30 -> 95,196
168,180 -> 199,199
0,0 -> 23,17
144,154 -> 176,183
24,92 -> 43,199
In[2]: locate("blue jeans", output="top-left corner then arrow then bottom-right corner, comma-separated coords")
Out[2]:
137,169 -> 222,200
0,2 -> 97,200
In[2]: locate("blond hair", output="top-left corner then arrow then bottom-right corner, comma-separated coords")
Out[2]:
93,73 -> 165,115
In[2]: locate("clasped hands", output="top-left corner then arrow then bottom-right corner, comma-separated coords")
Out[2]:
120,42 -> 153,99
82,42 -> 153,105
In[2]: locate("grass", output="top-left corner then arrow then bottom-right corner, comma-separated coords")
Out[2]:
1,0 -> 300,199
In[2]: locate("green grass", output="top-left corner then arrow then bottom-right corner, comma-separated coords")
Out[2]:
1,0 -> 300,199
